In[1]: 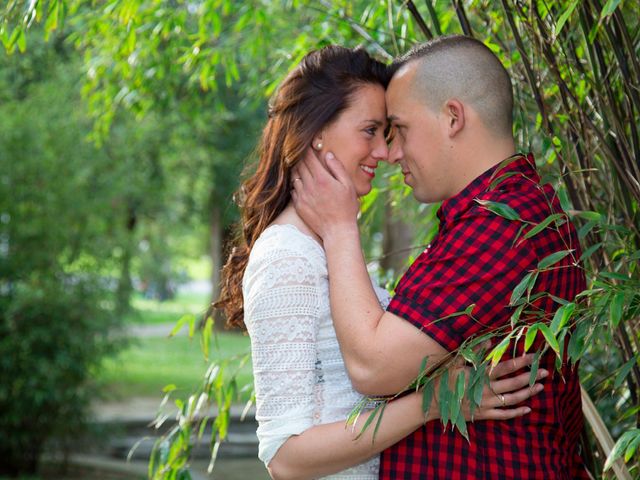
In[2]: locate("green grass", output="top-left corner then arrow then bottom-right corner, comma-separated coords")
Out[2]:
124,290 -> 211,325
100,333 -> 253,400
98,285 -> 254,401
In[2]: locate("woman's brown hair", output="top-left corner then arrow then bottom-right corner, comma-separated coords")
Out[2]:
214,45 -> 390,329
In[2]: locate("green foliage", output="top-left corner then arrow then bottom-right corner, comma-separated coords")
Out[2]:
0,278 -> 118,476
2,0 -> 640,478
0,36 -> 127,475
146,320 -> 252,479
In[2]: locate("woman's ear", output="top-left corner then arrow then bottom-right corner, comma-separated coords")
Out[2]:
444,99 -> 465,137
312,134 -> 324,151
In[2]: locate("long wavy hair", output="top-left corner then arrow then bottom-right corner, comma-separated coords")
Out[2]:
214,45 -> 391,329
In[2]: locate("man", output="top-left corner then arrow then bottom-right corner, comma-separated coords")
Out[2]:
292,35 -> 588,479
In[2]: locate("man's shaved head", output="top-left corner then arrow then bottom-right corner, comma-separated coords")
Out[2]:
392,35 -> 514,137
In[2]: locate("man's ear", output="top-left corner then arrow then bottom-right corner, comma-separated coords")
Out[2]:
444,99 -> 465,137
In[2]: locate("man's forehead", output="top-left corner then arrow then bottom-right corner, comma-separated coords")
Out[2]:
387,63 -> 416,102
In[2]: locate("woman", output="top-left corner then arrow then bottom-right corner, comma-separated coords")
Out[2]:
215,45 -> 545,480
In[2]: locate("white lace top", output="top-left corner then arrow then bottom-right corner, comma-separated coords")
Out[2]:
243,224 -> 391,479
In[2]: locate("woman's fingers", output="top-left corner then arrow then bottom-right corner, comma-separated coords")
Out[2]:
325,152 -> 351,186
295,151 -> 315,184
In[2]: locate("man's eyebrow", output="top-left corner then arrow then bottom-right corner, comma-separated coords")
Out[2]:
387,114 -> 399,123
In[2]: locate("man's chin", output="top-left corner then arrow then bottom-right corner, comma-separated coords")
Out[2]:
411,189 -> 434,204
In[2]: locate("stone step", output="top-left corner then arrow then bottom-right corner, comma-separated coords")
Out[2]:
91,400 -> 259,461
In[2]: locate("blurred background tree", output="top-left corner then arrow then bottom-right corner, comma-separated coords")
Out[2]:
1,0 -> 638,478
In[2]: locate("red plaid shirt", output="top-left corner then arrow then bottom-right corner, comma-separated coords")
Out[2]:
381,154 -> 589,479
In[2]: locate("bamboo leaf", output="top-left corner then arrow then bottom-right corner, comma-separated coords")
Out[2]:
449,371 -> 466,428
44,0 -> 59,34
510,271 -> 536,306
538,324 -> 560,354
529,351 -> 541,387
422,378 -> 435,418
488,335 -> 511,367
573,211 -> 602,222
600,0 -> 623,20
170,314 -> 195,337
538,250 -> 574,269
471,369 -> 486,410
418,356 -> 429,380
454,408 -> 469,441
201,316 -> 214,361
614,356 -> 638,389
610,292 -> 624,327
567,321 -> 589,363
526,271 -> 539,299
372,401 -> 388,442
163,384 -> 177,393
578,220 -> 598,239
624,434 -> 640,462
580,242 -> 603,262
475,199 -> 521,220
439,373 -> 450,428
523,213 -> 564,240
604,429 -> 640,471
556,0 -> 579,35
355,402 -> 383,440
524,324 -> 539,352
17,28 -> 26,52
600,271 -> 629,281
489,171 -> 520,190
550,303 -> 576,334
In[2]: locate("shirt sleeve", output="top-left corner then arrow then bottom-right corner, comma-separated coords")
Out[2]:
243,248 -> 322,467
387,205 -> 536,352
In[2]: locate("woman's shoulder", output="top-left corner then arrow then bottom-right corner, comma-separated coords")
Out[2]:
243,224 -> 328,301
251,224 -> 325,262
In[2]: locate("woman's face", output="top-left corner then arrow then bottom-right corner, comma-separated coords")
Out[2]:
315,83 -> 388,197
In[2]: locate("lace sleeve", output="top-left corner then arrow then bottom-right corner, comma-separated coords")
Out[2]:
243,247 -> 323,467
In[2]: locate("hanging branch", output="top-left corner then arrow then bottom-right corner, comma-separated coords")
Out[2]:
317,0 -> 393,61
424,1 -> 442,36
452,0 -> 473,37
404,0 -> 433,40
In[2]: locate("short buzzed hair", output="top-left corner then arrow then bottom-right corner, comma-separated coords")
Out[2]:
393,35 -> 514,137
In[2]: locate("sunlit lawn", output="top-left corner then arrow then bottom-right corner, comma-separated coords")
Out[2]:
99,287 -> 253,401
124,290 -> 212,325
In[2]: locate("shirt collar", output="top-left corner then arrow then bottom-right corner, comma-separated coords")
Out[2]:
437,153 -> 538,227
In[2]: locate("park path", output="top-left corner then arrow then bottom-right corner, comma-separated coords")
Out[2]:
75,281 -> 268,479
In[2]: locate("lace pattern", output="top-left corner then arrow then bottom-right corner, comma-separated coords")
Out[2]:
243,224 -> 389,479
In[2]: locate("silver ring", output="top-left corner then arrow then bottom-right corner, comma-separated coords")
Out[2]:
499,394 -> 506,407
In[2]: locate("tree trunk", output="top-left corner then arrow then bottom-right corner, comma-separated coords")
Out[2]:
380,198 -> 414,276
209,204 -> 225,330
116,204 -> 137,315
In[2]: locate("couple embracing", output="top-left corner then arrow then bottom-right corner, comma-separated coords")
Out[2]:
216,35 -> 589,480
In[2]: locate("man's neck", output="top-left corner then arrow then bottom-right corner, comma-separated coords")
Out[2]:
450,137 -> 516,197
